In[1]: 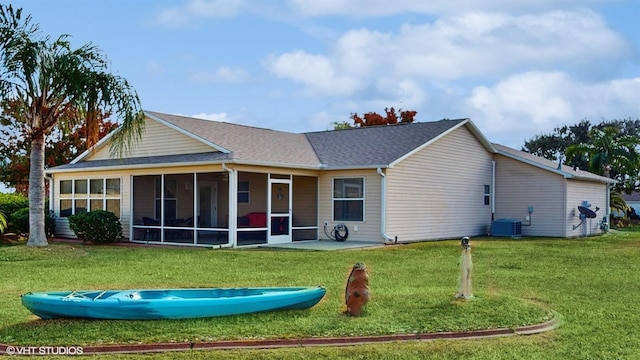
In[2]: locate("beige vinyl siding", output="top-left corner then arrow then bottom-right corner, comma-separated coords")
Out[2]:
386,125 -> 493,242
566,180 -> 607,237
86,118 -> 215,161
318,170 -> 381,242
494,155 -> 565,237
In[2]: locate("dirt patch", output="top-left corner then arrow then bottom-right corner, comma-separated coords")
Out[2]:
0,233 -> 26,246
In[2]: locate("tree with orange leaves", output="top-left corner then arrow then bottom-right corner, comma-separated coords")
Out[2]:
349,107 -> 417,128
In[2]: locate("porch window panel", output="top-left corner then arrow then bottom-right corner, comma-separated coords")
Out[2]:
60,180 -> 72,195
74,179 -> 87,195
106,178 -> 120,196
196,172 -> 226,229
60,200 -> 72,218
106,199 -> 120,218
236,172 -> 267,228
132,175 -> 160,226
161,174 -> 194,226
197,230 -> 229,245
75,199 -> 88,214
90,199 -> 103,212
237,230 -> 267,245
293,228 -> 317,241
90,179 -> 103,195
292,176 -> 318,227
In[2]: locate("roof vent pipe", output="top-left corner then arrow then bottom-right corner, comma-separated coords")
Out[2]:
377,168 -> 396,244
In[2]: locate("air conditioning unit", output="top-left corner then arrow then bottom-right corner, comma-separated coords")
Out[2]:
491,219 -> 522,238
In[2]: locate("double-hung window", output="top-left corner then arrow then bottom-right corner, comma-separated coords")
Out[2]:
333,178 -> 364,222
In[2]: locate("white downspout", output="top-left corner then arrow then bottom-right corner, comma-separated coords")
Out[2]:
491,160 -> 496,218
45,174 -> 54,211
222,163 -> 237,248
377,167 -> 395,244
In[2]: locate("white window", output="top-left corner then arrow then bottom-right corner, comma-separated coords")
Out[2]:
238,181 -> 250,203
333,178 -> 364,221
484,185 -> 491,206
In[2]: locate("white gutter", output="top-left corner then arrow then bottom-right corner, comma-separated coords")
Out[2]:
222,163 -> 237,248
377,168 -> 396,244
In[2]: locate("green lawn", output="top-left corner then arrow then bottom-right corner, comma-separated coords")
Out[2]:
1,230 -> 639,359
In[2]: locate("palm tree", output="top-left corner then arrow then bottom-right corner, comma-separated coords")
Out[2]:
566,126 -> 640,216
565,126 -> 640,181
0,209 -> 7,233
0,5 -> 144,246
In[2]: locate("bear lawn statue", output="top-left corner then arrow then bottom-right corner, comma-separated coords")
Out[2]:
345,262 -> 370,316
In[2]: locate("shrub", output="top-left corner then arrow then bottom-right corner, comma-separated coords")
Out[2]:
68,211 -> 122,244
0,193 -> 28,219
9,208 -> 56,236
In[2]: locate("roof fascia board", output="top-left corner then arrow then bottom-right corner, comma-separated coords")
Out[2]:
319,164 -> 389,171
144,111 -> 231,154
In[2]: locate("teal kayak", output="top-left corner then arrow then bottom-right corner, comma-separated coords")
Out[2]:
21,286 -> 326,320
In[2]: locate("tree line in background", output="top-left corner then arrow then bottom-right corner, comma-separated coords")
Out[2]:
523,118 -> 640,196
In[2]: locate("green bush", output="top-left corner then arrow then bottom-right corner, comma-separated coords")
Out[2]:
10,208 -> 57,236
68,211 -> 122,244
0,193 -> 28,219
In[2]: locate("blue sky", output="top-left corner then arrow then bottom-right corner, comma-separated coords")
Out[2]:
1,1 -> 639,192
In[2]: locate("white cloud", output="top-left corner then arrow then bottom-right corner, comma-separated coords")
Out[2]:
153,0 -> 246,28
264,50 -> 362,96
146,62 -> 166,75
191,66 -> 250,83
190,112 -> 232,122
394,10 -> 627,80
287,0 -> 612,17
466,72 -> 640,147
265,10 -> 627,98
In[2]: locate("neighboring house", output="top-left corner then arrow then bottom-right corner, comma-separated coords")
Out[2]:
621,192 -> 640,218
45,111 -> 614,247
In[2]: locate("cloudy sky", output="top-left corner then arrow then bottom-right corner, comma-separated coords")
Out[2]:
7,0 -> 640,150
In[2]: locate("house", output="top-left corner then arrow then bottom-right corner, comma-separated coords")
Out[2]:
620,192 -> 640,219
45,111 -> 614,247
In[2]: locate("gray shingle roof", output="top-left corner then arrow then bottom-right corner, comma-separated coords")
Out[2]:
147,111 -> 320,167
304,119 -> 467,168
48,112 -> 476,172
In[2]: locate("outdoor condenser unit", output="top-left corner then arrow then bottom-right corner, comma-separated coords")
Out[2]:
491,219 -> 522,237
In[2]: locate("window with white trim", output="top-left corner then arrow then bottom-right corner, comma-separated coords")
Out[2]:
484,185 -> 491,206
238,181 -> 250,203
59,178 -> 121,218
333,178 -> 364,221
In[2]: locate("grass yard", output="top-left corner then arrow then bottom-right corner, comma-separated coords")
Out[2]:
1,230 -> 639,359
